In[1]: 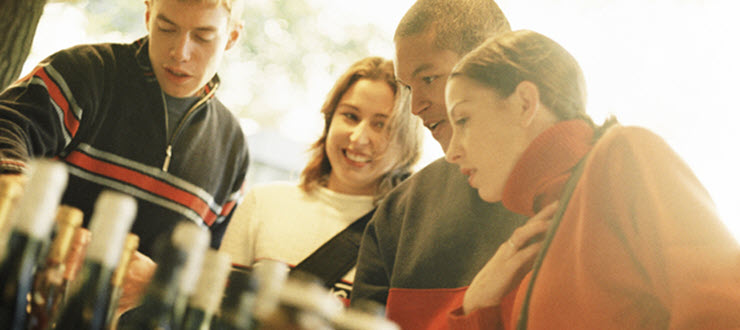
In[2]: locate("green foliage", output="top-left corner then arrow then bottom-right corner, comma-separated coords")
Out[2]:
84,1 -> 145,37
75,0 -> 388,127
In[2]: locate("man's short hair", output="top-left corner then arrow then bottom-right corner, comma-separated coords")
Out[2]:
395,0 -> 511,56
150,0 -> 244,21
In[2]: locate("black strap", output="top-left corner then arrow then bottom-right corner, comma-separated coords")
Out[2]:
291,208 -> 376,288
516,154 -> 590,330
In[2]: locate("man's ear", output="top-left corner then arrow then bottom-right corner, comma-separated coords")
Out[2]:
144,1 -> 152,27
225,20 -> 243,51
515,81 -> 541,127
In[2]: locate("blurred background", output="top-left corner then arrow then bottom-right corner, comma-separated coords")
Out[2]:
21,0 -> 740,238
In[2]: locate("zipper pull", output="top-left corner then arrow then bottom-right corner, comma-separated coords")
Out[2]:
163,145 -> 173,172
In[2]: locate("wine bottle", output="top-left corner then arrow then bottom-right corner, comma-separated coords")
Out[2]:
251,259 -> 290,323
55,191 -> 137,330
0,160 -> 68,330
210,266 -> 258,330
103,233 -> 139,330
259,271 -> 343,330
59,227 -> 91,309
181,249 -> 231,330
27,205 -> 83,330
117,221 -> 209,330
172,223 -> 210,330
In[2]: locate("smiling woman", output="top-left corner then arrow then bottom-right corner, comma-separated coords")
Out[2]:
219,56 -> 423,304
324,79 -> 397,195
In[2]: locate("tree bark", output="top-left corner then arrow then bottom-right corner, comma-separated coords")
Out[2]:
0,0 -> 48,90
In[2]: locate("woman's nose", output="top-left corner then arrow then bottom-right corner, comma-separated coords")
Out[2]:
445,135 -> 463,164
350,121 -> 371,146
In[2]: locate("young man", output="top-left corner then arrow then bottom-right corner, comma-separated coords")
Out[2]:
0,0 -> 249,312
351,0 -> 540,328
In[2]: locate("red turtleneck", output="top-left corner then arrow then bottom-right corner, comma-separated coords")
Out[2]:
448,121 -> 740,329
502,120 -> 594,217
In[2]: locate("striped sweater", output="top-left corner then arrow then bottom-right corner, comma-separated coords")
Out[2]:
351,158 -> 526,329
0,37 -> 249,256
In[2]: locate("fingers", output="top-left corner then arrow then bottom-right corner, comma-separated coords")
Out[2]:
507,202 -> 559,251
507,219 -> 550,251
509,241 -> 543,272
528,201 -> 559,223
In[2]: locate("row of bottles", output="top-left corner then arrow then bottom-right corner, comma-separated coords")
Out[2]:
0,159 -> 399,330
0,160 -> 140,330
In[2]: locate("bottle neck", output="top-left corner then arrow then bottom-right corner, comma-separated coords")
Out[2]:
142,248 -> 189,308
0,232 -> 46,329
55,260 -> 115,329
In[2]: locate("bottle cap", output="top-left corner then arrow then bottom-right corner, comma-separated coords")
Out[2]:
111,233 -> 140,286
171,221 -> 210,295
47,205 -> 84,263
14,159 -> 68,238
0,177 -> 23,231
63,227 -> 92,280
277,272 -> 343,322
188,249 -> 231,312
86,190 -> 137,267
251,259 -> 290,320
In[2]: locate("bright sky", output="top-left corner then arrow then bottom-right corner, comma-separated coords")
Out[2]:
26,0 -> 740,239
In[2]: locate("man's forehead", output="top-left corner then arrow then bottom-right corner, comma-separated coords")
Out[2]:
394,48 -> 435,81
394,34 -> 460,80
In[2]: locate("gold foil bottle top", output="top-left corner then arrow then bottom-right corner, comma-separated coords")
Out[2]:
0,176 -> 24,197
0,177 -> 24,250
47,205 -> 84,264
111,233 -> 140,287
63,227 -> 92,281
0,176 -> 23,226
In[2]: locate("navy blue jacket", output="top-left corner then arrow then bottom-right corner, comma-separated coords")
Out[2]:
0,37 -> 249,256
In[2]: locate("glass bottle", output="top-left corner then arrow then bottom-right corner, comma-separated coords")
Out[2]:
172,223 -> 210,330
259,271 -> 342,330
181,249 -> 231,330
210,266 -> 259,330
0,160 -> 68,330
104,233 -> 139,330
251,259 -> 290,323
117,221 -> 209,330
27,205 -> 83,330
54,191 -> 137,330
59,227 -> 91,309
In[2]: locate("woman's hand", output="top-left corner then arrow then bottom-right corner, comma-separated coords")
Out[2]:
462,202 -> 558,314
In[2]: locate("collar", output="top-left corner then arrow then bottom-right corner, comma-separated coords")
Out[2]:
133,36 -> 220,98
502,120 -> 594,217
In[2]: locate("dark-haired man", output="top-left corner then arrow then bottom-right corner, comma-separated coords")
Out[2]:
351,0 -> 531,328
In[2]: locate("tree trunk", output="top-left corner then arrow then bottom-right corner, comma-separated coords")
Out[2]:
0,0 -> 48,91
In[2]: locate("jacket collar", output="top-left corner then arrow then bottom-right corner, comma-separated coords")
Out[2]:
502,120 -> 594,217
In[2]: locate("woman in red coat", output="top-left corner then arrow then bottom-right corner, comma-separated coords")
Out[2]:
444,29 -> 740,329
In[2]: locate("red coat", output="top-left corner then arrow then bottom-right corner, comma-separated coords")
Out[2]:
448,120 -> 740,329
